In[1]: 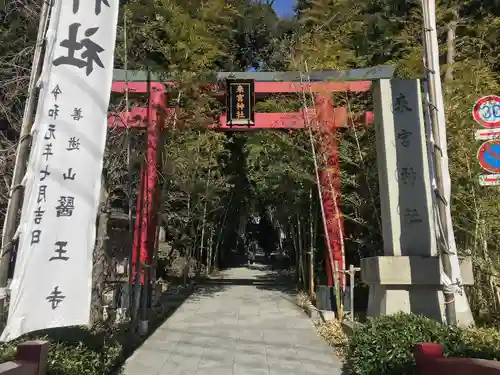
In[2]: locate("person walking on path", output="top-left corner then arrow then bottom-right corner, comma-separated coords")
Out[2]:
247,239 -> 256,265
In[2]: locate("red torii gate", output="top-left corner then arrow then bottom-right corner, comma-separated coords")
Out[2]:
108,70 -> 376,289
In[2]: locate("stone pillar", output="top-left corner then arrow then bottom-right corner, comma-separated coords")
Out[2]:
361,79 -> 473,322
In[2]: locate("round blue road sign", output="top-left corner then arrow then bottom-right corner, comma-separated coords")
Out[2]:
478,140 -> 500,173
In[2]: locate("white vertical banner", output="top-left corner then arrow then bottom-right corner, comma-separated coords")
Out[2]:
1,0 -> 119,341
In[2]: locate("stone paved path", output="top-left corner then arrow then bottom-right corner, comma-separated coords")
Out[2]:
122,266 -> 343,375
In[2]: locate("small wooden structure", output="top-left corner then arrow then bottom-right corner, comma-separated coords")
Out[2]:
0,341 -> 48,375
415,342 -> 500,375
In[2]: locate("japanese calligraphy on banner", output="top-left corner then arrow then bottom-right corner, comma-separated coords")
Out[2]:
1,0 -> 119,341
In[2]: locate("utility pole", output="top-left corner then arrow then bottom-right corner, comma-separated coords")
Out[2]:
421,0 -> 457,324
0,0 -> 51,313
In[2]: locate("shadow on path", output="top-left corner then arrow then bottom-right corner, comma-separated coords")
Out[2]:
117,265 -> 344,375
198,264 -> 296,295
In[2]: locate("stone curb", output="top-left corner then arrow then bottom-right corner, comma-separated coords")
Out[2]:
302,302 -> 325,323
300,300 -> 364,338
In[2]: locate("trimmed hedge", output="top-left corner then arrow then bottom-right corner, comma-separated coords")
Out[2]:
343,313 -> 500,375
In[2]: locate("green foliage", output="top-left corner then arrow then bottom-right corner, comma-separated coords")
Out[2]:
339,126 -> 382,261
344,313 -> 456,375
455,326 -> 500,359
245,131 -> 314,204
0,1 -> 39,222
344,313 -> 500,375
292,0 -> 361,70
0,327 -> 122,375
47,341 -> 108,375
233,2 -> 281,70
118,0 -> 238,72
0,342 -> 15,363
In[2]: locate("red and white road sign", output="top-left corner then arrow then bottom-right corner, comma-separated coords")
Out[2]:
477,140 -> 500,173
473,96 -> 500,128
475,128 -> 500,140
479,174 -> 500,186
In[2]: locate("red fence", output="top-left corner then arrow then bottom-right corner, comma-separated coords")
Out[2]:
0,341 -> 48,375
415,342 -> 500,375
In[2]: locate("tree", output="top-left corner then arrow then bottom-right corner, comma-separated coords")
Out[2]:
0,1 -> 40,231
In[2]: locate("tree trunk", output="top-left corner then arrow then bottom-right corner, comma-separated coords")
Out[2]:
309,188 -> 316,300
213,234 -> 220,272
199,201 -> 208,274
183,198 -> 191,286
291,222 -> 299,282
445,18 -> 457,82
309,189 -> 316,297
91,175 -> 109,326
206,227 -> 214,276
297,215 -> 306,290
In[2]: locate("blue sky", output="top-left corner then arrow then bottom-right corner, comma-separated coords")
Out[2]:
272,0 -> 295,17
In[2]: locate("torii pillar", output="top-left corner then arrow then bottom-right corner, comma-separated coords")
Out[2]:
131,88 -> 165,286
315,94 -> 344,288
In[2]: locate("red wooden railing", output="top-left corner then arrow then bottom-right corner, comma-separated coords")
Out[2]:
415,342 -> 500,375
0,341 -> 48,375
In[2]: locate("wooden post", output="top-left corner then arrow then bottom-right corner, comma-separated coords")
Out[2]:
414,342 -> 443,375
0,341 -> 50,375
16,341 -> 49,375
345,265 -> 360,320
